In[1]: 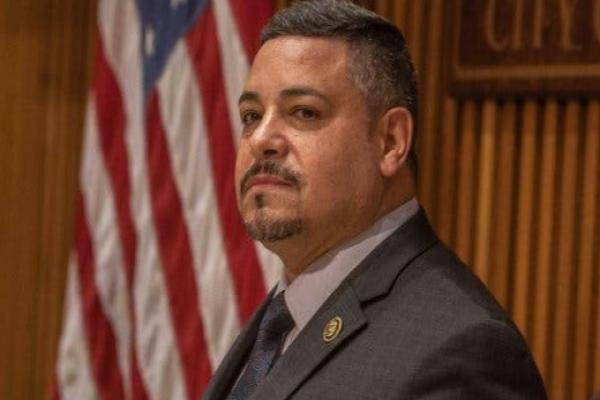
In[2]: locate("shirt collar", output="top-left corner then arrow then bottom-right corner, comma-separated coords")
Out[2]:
278,198 -> 420,332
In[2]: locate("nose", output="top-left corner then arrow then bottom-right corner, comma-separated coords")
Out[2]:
249,111 -> 288,160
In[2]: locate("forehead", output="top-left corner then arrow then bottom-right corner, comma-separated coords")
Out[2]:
245,36 -> 352,94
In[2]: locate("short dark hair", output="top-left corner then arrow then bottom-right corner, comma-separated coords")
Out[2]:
261,0 -> 419,172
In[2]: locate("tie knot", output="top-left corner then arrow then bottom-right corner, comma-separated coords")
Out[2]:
259,292 -> 294,338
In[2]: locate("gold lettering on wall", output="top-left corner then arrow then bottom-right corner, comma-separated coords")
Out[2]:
483,0 -> 584,51
513,0 -> 524,50
594,0 -> 600,41
484,0 -> 508,51
558,0 -> 582,50
484,0 -> 525,51
533,0 -> 545,48
450,0 -> 600,94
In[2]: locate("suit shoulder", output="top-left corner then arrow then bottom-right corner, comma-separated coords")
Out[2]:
387,241 -> 517,334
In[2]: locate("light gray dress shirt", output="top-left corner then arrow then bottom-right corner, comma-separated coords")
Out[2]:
277,198 -> 419,352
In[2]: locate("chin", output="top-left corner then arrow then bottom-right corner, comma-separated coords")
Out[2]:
242,213 -> 303,242
240,192 -> 305,241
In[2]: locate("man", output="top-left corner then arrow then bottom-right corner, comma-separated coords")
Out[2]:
204,1 -> 547,399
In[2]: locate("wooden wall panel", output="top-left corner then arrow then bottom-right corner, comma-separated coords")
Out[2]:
573,99 -> 599,400
552,100 -> 581,400
532,99 -> 559,380
513,99 -> 538,337
0,0 -> 95,399
436,98 -> 458,245
596,249 -> 600,395
473,99 -> 496,284
454,100 -> 478,266
416,0 -> 443,218
489,101 -> 517,307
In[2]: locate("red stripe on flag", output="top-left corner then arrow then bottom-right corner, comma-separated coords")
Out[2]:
75,192 -> 126,400
93,33 -> 149,400
50,373 -> 60,400
145,90 -> 212,398
93,33 -> 136,283
227,0 -> 273,58
186,6 -> 266,322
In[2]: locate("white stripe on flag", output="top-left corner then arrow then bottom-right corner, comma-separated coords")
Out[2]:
213,0 -> 249,148
80,99 -> 132,395
98,0 -> 188,398
213,0 -> 282,291
157,40 -> 241,368
56,255 -> 98,400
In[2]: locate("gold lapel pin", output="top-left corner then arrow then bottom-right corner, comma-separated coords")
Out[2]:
323,316 -> 343,343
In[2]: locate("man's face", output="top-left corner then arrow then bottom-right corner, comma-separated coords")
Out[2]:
235,37 -> 384,252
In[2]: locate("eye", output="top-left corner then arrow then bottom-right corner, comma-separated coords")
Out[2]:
240,110 -> 261,126
292,107 -> 320,120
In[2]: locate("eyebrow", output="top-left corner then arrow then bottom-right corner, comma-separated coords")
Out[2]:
238,86 -> 332,106
238,91 -> 259,105
280,86 -> 331,105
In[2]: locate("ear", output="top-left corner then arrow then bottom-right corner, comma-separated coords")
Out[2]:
379,107 -> 413,177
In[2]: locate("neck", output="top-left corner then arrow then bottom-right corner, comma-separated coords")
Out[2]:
265,181 -> 416,282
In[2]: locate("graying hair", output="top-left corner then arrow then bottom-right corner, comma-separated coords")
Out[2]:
261,0 -> 419,171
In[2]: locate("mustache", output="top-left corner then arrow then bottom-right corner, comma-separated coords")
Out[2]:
240,161 -> 301,196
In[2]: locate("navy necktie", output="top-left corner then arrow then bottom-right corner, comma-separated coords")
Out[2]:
227,292 -> 294,400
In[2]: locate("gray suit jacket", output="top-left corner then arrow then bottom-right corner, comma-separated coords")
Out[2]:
204,210 -> 547,399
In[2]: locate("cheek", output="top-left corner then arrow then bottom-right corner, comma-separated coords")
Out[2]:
303,149 -> 365,202
309,144 -> 379,203
234,151 -> 251,198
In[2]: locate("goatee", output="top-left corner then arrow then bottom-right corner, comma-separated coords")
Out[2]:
244,206 -> 303,242
240,161 -> 303,241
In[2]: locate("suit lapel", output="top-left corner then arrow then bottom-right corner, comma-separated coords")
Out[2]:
250,286 -> 366,400
202,296 -> 272,400
250,210 -> 438,400
350,209 -> 438,302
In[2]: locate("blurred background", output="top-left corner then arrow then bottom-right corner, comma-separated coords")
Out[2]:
0,0 -> 599,399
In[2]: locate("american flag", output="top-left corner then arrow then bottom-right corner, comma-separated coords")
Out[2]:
53,1 -> 280,399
